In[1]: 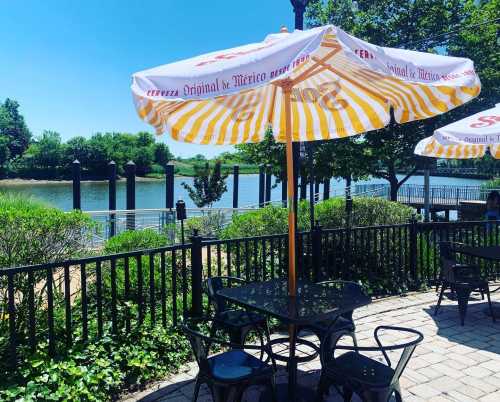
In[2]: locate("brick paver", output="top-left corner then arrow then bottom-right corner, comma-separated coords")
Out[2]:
121,289 -> 500,402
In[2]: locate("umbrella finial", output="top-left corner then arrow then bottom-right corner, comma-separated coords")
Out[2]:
280,26 -> 289,33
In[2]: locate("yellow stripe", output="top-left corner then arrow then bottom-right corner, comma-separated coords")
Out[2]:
416,85 -> 449,114
435,145 -> 445,157
230,91 -> 258,144
296,85 -> 316,141
183,101 -> 222,143
250,87 -> 270,143
200,96 -> 238,144
461,85 -> 480,97
170,101 -> 209,141
338,82 -> 385,130
138,101 -> 153,118
217,95 -> 247,144
308,77 -> 329,140
437,86 -> 461,107
277,88 -> 286,142
291,89 -> 301,141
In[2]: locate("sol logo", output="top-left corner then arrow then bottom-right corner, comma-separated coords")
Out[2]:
470,116 -> 500,128
229,81 -> 348,122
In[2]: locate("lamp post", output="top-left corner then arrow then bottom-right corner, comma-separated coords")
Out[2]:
290,0 -> 309,30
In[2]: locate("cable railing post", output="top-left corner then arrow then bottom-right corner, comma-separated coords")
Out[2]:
72,159 -> 81,210
165,163 -> 175,209
190,230 -> 203,318
233,164 -> 239,209
258,164 -> 265,207
126,161 -> 136,230
108,161 -> 117,237
265,164 -> 272,204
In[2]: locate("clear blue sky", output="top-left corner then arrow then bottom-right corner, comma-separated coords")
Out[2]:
0,0 -> 295,157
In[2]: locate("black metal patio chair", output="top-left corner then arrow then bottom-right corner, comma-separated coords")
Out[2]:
316,325 -> 424,402
297,281 -> 364,349
181,317 -> 278,402
204,276 -> 269,345
436,242 -> 495,325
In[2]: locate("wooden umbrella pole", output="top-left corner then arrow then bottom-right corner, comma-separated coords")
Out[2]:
282,80 -> 296,297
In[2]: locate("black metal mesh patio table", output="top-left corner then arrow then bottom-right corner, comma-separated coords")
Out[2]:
217,279 -> 371,402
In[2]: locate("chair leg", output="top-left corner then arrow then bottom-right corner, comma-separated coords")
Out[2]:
456,287 -> 472,326
315,373 -> 329,402
342,386 -> 353,402
485,286 -> 496,323
435,284 -> 446,316
191,376 -> 202,402
267,377 -> 279,402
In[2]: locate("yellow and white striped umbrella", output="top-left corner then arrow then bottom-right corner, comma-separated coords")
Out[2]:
415,103 -> 500,159
132,25 -> 480,295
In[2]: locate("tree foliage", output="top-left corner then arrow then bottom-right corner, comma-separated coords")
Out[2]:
0,98 -> 31,161
305,0 -> 495,199
181,161 -> 228,207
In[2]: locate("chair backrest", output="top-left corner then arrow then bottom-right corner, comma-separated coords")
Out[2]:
204,276 -> 247,314
439,242 -> 463,282
438,242 -> 481,283
181,320 -> 212,374
323,325 -> 423,386
374,326 -> 424,385
181,317 -> 275,376
317,280 -> 367,321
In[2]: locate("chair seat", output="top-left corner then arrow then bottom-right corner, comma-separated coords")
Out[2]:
208,349 -> 272,382
325,352 -> 395,388
215,309 -> 266,328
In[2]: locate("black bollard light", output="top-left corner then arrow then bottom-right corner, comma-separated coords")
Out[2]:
176,199 -> 187,244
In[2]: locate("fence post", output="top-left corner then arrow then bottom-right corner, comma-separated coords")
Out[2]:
126,161 -> 136,230
323,178 -> 330,200
281,174 -> 287,207
108,161 -> 117,237
72,159 -> 81,210
233,165 -> 239,208
190,229 -> 203,318
265,165 -> 272,204
259,164 -> 265,207
165,163 -> 174,209
312,223 -> 323,282
409,215 -> 418,286
314,180 -> 320,202
300,175 -> 307,200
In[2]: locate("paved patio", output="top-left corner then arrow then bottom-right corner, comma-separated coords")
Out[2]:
121,288 -> 500,402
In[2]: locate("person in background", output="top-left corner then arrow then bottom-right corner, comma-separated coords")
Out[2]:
485,190 -> 500,221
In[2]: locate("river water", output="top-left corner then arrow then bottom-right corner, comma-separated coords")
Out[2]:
0,174 -> 485,212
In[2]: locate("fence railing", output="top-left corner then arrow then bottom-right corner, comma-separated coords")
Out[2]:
2,220 -> 500,368
354,184 -> 498,207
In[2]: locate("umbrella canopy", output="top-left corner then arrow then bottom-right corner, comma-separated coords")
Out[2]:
132,25 -> 480,295
415,103 -> 500,159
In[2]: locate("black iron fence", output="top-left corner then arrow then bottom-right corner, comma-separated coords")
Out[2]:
2,220 -> 500,368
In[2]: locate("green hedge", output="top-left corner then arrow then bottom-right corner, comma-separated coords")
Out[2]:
222,197 -> 415,239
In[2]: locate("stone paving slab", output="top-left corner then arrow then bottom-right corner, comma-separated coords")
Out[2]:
121,289 -> 500,402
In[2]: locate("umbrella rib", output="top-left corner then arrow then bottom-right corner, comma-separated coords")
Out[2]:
292,47 -> 341,86
312,57 -> 387,102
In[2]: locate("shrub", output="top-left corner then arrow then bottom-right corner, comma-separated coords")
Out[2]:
103,229 -> 168,254
316,197 -> 415,228
0,193 -> 93,267
0,193 -> 93,338
0,326 -> 190,402
183,211 -> 227,239
222,197 -> 415,239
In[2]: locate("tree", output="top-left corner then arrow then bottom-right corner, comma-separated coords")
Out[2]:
0,136 -> 10,170
154,142 -> 173,167
306,0 -> 490,200
24,130 -> 64,169
0,98 -> 31,159
182,161 -> 228,207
